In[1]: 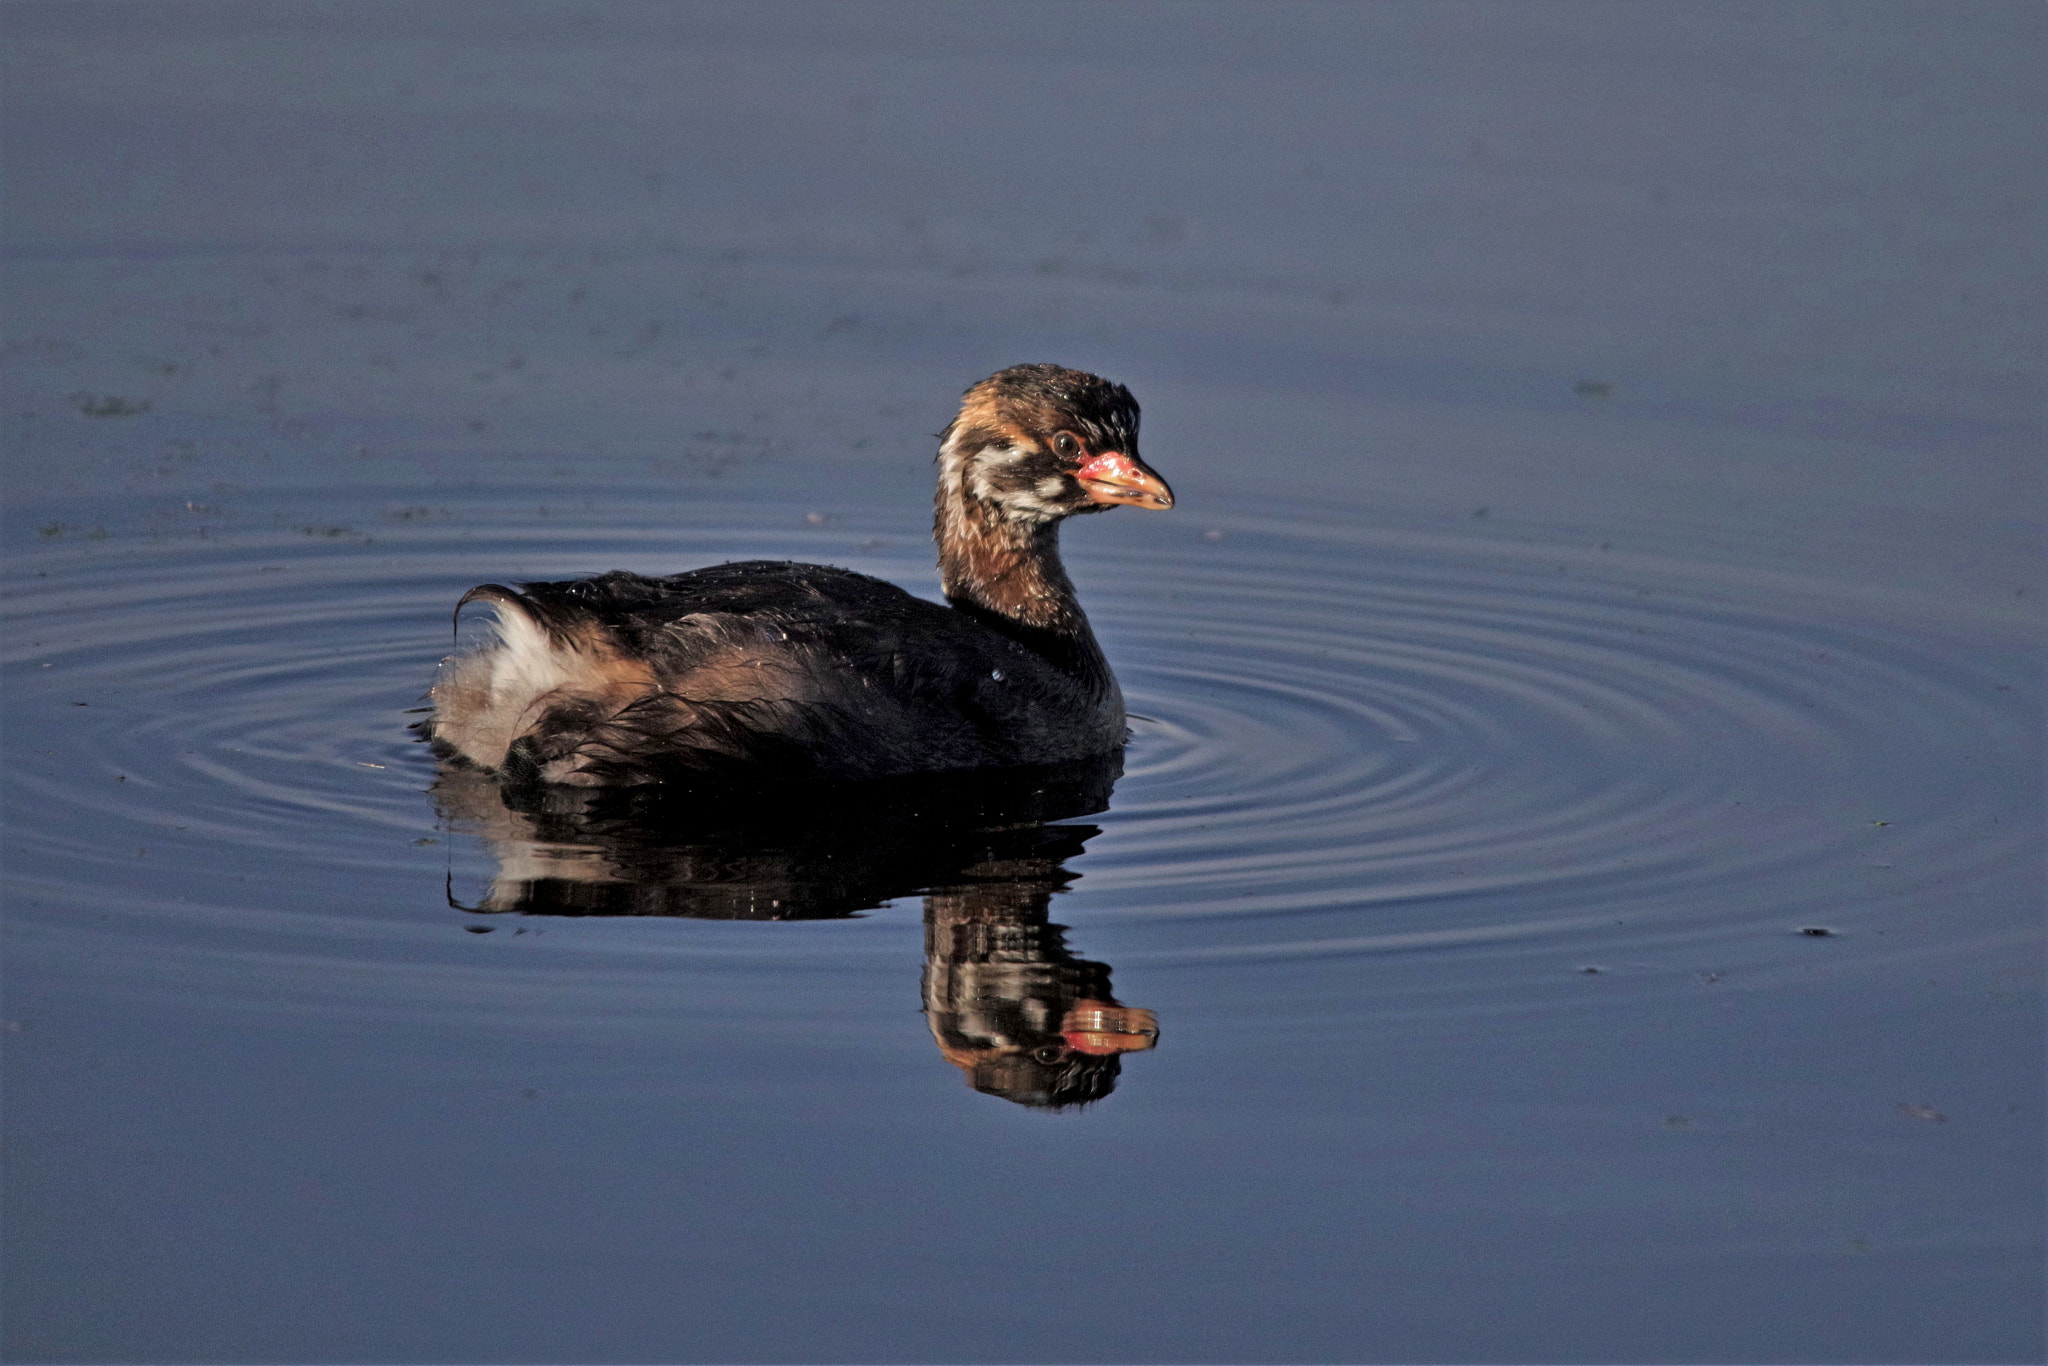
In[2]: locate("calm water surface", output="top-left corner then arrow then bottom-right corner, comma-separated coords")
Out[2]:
4,5 -> 2041,1363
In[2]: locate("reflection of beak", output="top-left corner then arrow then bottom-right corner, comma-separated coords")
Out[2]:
1062,1003 -> 1161,1055
1076,451 -> 1174,510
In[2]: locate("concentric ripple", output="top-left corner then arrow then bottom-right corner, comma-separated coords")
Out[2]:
1087,521 -> 2036,969
4,486 -> 2037,1005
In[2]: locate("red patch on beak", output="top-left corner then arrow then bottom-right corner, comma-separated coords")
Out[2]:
1074,451 -> 1174,509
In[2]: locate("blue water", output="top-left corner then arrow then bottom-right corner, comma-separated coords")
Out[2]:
4,4 -> 2041,1362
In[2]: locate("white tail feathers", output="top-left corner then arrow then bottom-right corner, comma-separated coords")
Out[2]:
432,594 -> 585,771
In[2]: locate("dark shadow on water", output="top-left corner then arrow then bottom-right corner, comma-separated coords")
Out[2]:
431,754 -> 1160,1109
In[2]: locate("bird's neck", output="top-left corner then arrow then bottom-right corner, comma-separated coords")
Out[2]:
934,472 -> 1105,677
936,492 -> 1074,628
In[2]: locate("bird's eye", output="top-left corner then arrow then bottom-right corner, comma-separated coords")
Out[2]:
1052,432 -> 1080,459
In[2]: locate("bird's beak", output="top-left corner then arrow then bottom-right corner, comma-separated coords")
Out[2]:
1076,451 -> 1174,510
1061,1002 -> 1160,1055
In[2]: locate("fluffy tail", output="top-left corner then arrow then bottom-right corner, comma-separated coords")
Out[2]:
428,584 -> 600,772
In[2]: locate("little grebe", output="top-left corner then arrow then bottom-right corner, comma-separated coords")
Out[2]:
426,364 -> 1173,787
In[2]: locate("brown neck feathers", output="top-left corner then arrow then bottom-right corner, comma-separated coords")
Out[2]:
934,478 -> 1083,634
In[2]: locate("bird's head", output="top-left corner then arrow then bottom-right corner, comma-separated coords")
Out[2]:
939,364 -> 1173,524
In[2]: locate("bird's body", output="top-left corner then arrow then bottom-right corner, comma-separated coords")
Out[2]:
425,364 -> 1172,788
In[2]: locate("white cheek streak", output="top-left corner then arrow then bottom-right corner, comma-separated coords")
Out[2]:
1007,492 -> 1060,522
964,442 -> 1028,506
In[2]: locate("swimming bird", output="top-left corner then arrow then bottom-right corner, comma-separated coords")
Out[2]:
425,364 -> 1173,788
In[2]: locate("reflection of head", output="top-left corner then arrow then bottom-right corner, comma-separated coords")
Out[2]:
968,1050 -> 1122,1111
923,862 -> 1158,1111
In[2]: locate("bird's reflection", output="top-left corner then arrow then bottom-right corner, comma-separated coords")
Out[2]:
432,754 -> 1159,1109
